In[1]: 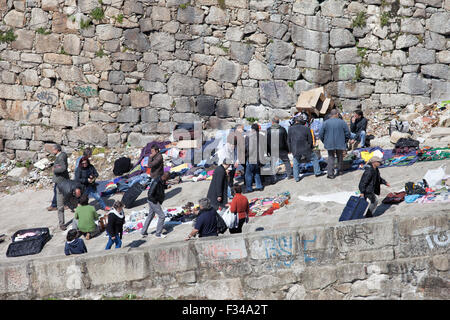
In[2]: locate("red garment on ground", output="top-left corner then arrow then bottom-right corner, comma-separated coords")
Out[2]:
230,193 -> 249,220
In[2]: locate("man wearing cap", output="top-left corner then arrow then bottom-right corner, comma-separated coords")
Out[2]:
358,156 -> 390,217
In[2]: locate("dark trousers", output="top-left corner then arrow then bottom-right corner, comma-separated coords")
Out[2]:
229,218 -> 246,234
51,183 -> 57,207
327,150 -> 344,177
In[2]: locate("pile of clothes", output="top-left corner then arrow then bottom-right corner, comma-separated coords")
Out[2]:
248,191 -> 291,217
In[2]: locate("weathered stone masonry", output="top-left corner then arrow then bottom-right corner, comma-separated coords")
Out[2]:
0,0 -> 449,161
0,212 -> 448,299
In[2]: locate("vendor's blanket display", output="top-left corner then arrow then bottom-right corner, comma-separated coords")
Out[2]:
382,192 -> 407,204
298,191 -> 358,205
6,227 -> 51,258
248,192 -> 291,217
403,186 -> 450,204
418,148 -> 450,162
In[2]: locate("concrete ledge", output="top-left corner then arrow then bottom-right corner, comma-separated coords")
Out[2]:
1,212 -> 448,299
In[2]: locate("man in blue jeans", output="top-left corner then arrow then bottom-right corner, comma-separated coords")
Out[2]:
288,117 -> 323,181
244,123 -> 265,193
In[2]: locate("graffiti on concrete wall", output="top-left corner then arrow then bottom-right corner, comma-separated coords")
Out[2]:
201,242 -> 245,271
36,91 -> 58,105
425,230 -> 450,249
263,235 -> 294,269
65,97 -> 84,111
24,102 -> 40,120
157,249 -> 181,271
74,86 -> 98,97
336,225 -> 374,246
302,235 -> 317,263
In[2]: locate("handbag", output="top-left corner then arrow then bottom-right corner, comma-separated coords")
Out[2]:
220,208 -> 238,229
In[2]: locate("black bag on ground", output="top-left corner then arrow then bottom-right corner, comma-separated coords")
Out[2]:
395,138 -> 420,149
113,157 -> 133,176
339,196 -> 369,222
404,181 -> 427,195
6,227 -> 51,257
121,182 -> 146,208
216,213 -> 228,234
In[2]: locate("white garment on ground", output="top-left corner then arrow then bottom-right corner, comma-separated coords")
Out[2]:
298,192 -> 357,205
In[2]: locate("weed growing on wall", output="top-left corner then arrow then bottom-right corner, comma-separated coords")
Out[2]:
380,12 -> 390,27
0,29 -> 17,44
90,7 -> 105,21
352,11 -> 367,28
218,0 -> 226,10
36,27 -> 51,35
80,18 -> 92,29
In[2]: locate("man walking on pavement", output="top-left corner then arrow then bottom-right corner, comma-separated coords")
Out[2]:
47,144 -> 70,212
319,109 -> 351,179
141,172 -> 170,239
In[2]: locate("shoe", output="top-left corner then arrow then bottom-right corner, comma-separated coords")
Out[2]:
327,175 -> 335,179
141,233 -> 148,238
315,172 -> 326,177
104,206 -> 111,211
155,234 -> 166,239
59,225 -> 67,231
47,206 -> 57,211
336,171 -> 343,176
85,233 -> 91,240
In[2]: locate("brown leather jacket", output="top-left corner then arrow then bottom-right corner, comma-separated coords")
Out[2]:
148,152 -> 164,179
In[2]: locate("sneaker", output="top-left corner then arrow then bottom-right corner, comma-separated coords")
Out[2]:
315,172 -> 326,177
141,233 -> 148,238
47,206 -> 57,211
327,175 -> 335,179
59,225 -> 67,231
155,234 -> 166,239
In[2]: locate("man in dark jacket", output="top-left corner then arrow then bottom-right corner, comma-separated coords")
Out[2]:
141,172 -> 170,238
148,145 -> 164,179
56,179 -> 85,230
207,162 -> 231,210
319,109 -> 351,179
267,117 -> 292,181
48,144 -> 70,212
288,117 -> 320,182
244,123 -> 266,193
185,198 -> 218,240
349,110 -> 368,148
358,156 -> 390,217
75,156 -> 110,211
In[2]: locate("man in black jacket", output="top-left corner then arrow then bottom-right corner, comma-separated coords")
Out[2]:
48,144 -> 70,211
56,179 -> 85,230
207,162 -> 231,210
358,156 -> 390,217
288,117 -> 319,182
349,110 -> 368,148
267,117 -> 292,181
141,172 -> 170,238
75,156 -> 110,211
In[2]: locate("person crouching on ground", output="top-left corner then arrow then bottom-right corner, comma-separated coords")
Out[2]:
358,156 -> 390,218
72,193 -> 100,240
185,198 -> 218,240
56,179 -> 85,231
229,184 -> 249,234
64,229 -> 87,256
105,200 -> 125,250
141,171 -> 170,239
349,110 -> 368,149
75,156 -> 110,211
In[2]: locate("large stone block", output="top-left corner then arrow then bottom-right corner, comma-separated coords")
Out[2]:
335,47 -> 361,64
150,32 -> 175,52
431,80 -> 450,102
400,18 -> 424,34
195,95 -> 216,116
306,15 -> 330,32
50,109 -> 78,127
123,28 -> 151,52
408,47 -> 435,64
266,39 -> 295,65
208,58 -> 241,83
130,91 -> 150,108
395,34 -> 419,49
34,125 -> 63,143
11,30 -> 34,50
291,25 -> 329,53
67,124 -> 107,146
0,264 -> 29,294
5,139 -> 27,150
302,68 -> 331,84
216,99 -> 240,118
3,10 -> 25,27
330,28 -> 356,48
168,74 -> 201,96
325,81 -> 374,99
333,64 -> 357,81
380,93 -> 413,107
43,53 -> 72,65
177,6 -> 204,24
421,64 -> 449,80
258,21 -> 288,39
30,8 -> 48,30
399,73 -> 431,95
260,80 -> 296,109
293,0 -> 319,15
321,0 -> 345,17
427,12 -> 450,35
296,49 -> 320,69
230,42 -> 255,64
117,108 -> 140,123
0,85 -> 26,100
147,242 -> 197,274
56,66 -> 85,82
96,24 -> 123,41
425,31 -> 446,51
232,86 -> 260,104
205,6 -> 230,25
249,59 -> 272,80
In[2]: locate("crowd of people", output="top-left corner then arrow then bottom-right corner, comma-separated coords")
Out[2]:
59,108 -> 385,256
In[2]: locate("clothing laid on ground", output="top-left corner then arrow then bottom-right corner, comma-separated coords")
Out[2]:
64,238 -> 87,255
74,205 -> 99,233
195,208 -> 218,238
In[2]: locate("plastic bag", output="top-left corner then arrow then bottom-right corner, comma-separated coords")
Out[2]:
220,208 -> 238,229
423,166 -> 446,187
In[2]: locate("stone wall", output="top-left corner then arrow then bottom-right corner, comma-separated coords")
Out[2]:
0,212 -> 448,299
0,0 -> 449,161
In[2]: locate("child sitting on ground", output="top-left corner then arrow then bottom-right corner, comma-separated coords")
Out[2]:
64,229 -> 88,255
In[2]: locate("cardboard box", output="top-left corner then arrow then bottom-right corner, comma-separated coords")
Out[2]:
296,87 -> 334,116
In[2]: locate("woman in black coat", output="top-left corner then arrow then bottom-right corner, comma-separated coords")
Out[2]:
105,201 -> 125,250
358,157 -> 390,217
207,163 -> 230,210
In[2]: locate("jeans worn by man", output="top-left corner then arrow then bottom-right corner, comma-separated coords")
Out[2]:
245,162 -> 263,192
327,150 -> 345,177
350,130 -> 366,148
293,152 -> 322,181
